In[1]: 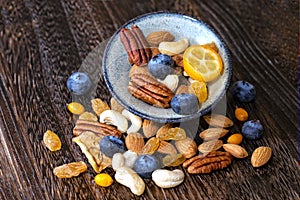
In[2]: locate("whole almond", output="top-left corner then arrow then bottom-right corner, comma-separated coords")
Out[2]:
223,144 -> 248,158
142,120 -> 162,138
146,31 -> 175,47
175,137 -> 197,158
203,114 -> 233,128
175,85 -> 190,95
157,140 -> 177,154
251,146 -> 272,167
199,128 -> 229,140
198,139 -> 223,153
125,132 -> 145,153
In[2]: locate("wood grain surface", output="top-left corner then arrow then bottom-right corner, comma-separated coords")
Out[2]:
0,0 -> 299,199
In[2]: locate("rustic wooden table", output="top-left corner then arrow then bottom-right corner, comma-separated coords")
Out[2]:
0,0 -> 299,199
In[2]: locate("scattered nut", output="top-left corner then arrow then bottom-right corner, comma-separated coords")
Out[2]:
142,119 -> 162,138
123,150 -> 138,168
175,85 -> 190,95
152,169 -> 184,188
203,114 -> 234,128
158,74 -> 179,92
115,167 -> 145,196
99,110 -> 128,133
91,98 -> 110,116
122,110 -> 142,133
79,112 -> 98,121
251,146 -> 272,167
198,139 -> 223,153
125,132 -> 145,153
199,128 -> 229,140
146,31 -> 175,47
175,137 -> 197,158
159,38 -> 189,56
157,140 -> 177,154
223,144 -> 248,158
110,97 -> 124,113
112,153 -> 125,171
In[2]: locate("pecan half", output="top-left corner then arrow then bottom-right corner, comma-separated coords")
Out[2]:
183,151 -> 233,174
73,119 -> 122,138
128,74 -> 174,108
120,25 -> 151,66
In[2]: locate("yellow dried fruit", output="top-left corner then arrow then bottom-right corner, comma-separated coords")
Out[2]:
79,112 -> 98,121
91,98 -> 110,116
227,133 -> 243,145
235,107 -> 248,122
53,161 -> 87,178
189,81 -> 208,103
67,102 -> 85,115
157,127 -> 186,141
94,173 -> 113,187
43,130 -> 62,151
140,137 -> 160,154
162,154 -> 186,167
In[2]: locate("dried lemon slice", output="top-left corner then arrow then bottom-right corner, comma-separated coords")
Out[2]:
183,45 -> 223,82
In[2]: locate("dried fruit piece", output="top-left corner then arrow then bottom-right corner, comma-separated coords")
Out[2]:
175,137 -> 197,158
94,173 -> 113,187
142,119 -> 162,138
157,127 -> 186,141
201,42 -> 218,52
198,140 -> 223,153
223,144 -> 248,158
157,140 -> 177,154
67,102 -> 85,115
162,153 -> 186,167
251,146 -> 272,167
235,107 -> 248,122
203,114 -> 233,128
79,112 -> 98,121
189,81 -> 208,103
199,128 -> 229,140
91,98 -> 110,116
156,123 -> 173,137
227,133 -> 243,145
110,97 -> 124,113
125,132 -> 145,153
43,130 -> 62,151
53,161 -> 87,178
175,85 -> 190,95
172,54 -> 184,68
140,137 -> 160,155
72,131 -> 112,173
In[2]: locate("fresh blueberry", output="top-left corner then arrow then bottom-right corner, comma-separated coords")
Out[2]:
230,81 -> 256,102
242,120 -> 264,140
133,154 -> 161,178
170,93 -> 199,115
67,72 -> 93,95
148,54 -> 174,79
100,136 -> 125,158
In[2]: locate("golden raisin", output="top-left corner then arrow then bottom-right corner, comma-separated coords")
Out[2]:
227,134 -> 243,145
43,130 -> 62,151
53,161 -> 87,178
67,102 -> 85,115
157,127 -> 186,141
189,81 -> 208,103
235,107 -> 248,122
162,154 -> 186,167
94,173 -> 113,187
79,112 -> 98,121
140,137 -> 160,154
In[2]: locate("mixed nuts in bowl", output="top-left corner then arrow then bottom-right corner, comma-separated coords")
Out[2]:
102,12 -> 232,122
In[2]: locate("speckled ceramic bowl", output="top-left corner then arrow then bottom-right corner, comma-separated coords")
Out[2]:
102,12 -> 231,123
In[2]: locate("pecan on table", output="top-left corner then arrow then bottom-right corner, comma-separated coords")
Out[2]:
73,119 -> 122,138
120,25 -> 152,66
128,74 -> 174,108
183,151 -> 233,174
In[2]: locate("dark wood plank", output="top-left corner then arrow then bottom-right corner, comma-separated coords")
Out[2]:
0,0 -> 299,199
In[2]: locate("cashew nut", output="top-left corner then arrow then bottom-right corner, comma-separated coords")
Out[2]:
115,167 -> 145,196
158,38 -> 189,56
123,150 -> 138,168
112,153 -> 125,171
152,169 -> 185,188
158,74 -> 179,92
121,110 -> 142,133
99,110 -> 128,133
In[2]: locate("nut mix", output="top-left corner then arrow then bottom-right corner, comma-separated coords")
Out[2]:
46,26 -> 272,196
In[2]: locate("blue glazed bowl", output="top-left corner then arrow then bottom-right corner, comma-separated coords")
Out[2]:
102,12 -> 232,123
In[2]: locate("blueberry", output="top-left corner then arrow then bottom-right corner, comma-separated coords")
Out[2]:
100,136 -> 125,158
242,120 -> 264,140
170,93 -> 199,115
230,81 -> 256,102
133,155 -> 161,178
148,54 -> 174,79
67,72 -> 93,95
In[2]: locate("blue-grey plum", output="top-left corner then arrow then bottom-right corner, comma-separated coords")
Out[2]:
133,154 -> 161,178
148,54 -> 174,79
230,81 -> 256,102
100,136 -> 125,158
242,120 -> 263,140
170,93 -> 199,115
67,72 -> 93,95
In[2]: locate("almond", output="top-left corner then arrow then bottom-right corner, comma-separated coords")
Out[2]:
199,128 -> 229,140
142,120 -> 162,138
198,139 -> 223,153
125,132 -> 145,153
203,114 -> 233,128
251,146 -> 272,167
175,137 -> 197,158
157,140 -> 177,154
223,144 -> 248,158
146,31 -> 174,47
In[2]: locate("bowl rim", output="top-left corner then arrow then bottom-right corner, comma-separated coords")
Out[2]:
102,11 -> 232,123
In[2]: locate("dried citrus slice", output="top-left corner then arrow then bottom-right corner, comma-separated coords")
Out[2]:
189,81 -> 208,103
183,45 -> 223,82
